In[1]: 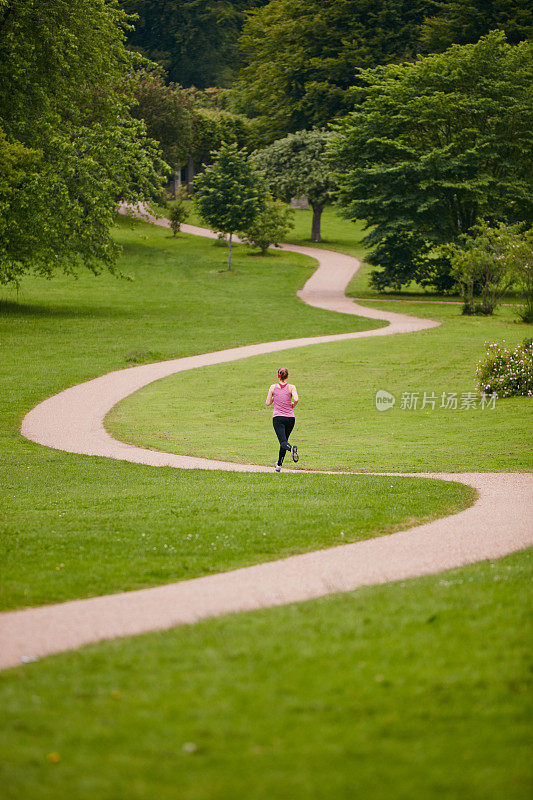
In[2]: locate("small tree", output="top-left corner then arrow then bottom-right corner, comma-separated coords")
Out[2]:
238,196 -> 294,254
168,188 -> 189,236
253,129 -> 335,242
193,142 -> 264,270
447,220 -> 525,315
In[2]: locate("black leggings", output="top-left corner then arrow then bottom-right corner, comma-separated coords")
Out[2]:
273,416 -> 295,465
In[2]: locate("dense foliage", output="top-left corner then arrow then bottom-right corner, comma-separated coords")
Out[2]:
130,74 -> 251,192
0,0 -> 168,286
331,32 -> 533,293
236,0 -> 433,143
476,338 -> 533,397
420,0 -> 533,53
122,0 -> 269,88
130,69 -> 193,182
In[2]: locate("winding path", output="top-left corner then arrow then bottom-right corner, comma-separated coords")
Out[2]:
1,213 -> 531,669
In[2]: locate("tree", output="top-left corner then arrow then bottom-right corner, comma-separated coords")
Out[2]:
130,69 -> 193,195
420,0 -> 533,53
122,0 -> 269,89
188,106 -> 251,191
193,142 -> 264,270
331,32 -> 533,292
239,195 -> 294,253
0,0 -> 169,286
236,0 -> 432,144
447,219 -> 526,314
253,130 -> 336,241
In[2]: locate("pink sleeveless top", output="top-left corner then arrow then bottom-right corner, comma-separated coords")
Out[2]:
272,382 -> 295,418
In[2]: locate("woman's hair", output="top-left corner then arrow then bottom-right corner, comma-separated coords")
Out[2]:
278,367 -> 289,381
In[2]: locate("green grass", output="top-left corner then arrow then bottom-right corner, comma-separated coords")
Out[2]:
1,550 -> 531,799
0,460 -> 472,610
0,218 -> 474,611
109,300 -> 532,472
2,207 -> 530,799
180,199 -> 525,303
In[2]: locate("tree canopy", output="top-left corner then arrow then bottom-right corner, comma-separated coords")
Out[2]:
330,32 -> 533,292
130,70 -> 194,173
122,0 -> 269,89
253,129 -> 336,241
0,0 -> 168,286
235,0 -> 433,144
420,0 -> 533,53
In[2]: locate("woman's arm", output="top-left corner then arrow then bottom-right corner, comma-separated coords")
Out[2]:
265,385 -> 274,406
291,384 -> 299,407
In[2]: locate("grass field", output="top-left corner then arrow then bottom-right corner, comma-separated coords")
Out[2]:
0,217 -> 475,611
108,301 -> 532,472
2,208 -> 531,798
1,550 -> 531,799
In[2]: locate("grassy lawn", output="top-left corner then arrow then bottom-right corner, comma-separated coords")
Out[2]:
2,207 -> 530,799
108,300 -> 532,473
1,550 -> 531,799
180,199 -> 525,303
0,218 -> 474,611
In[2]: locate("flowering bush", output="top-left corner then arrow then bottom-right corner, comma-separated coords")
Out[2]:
476,338 -> 533,397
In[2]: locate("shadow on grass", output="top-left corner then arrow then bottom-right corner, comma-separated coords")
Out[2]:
0,299 -> 131,319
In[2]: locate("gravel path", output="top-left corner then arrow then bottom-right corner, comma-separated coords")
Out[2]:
2,210 -> 531,669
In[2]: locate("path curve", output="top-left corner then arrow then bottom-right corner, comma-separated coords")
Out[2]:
1,210 -> 531,669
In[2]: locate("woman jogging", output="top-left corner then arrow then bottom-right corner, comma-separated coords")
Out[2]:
265,368 -> 299,472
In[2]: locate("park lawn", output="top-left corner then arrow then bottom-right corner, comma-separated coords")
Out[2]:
1,550 -> 531,800
0,218 -> 474,611
180,199 -> 525,303
108,301 -> 533,473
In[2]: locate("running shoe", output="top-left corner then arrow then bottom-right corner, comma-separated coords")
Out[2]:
274,464 -> 281,472
291,445 -> 299,462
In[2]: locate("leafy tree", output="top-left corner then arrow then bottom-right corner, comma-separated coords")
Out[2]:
0,0 -> 168,286
239,195 -> 294,253
236,0 -> 432,143
331,32 -> 533,293
189,107 -> 251,186
130,69 -> 193,194
420,0 -> 533,53
447,219 -> 526,314
253,130 -> 335,242
122,0 -> 269,89
194,142 -> 264,270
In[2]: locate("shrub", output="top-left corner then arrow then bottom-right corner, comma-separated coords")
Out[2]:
168,189 -> 189,236
476,338 -> 533,397
447,220 -> 525,315
238,196 -> 294,254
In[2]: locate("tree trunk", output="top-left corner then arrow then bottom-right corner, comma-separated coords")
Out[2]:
311,203 -> 324,242
173,163 -> 181,198
227,232 -> 232,271
186,155 -> 194,195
